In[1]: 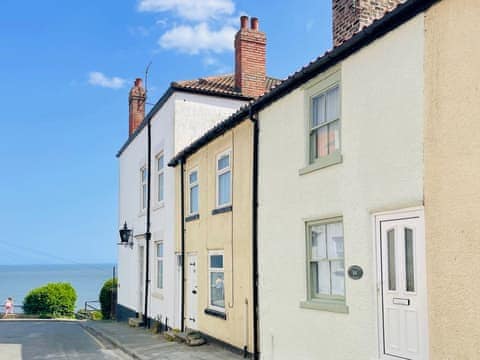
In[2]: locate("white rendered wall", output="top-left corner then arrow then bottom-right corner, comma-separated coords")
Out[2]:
257,15 -> 424,360
118,90 -> 246,328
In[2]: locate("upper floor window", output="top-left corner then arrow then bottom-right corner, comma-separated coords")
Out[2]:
140,166 -> 147,211
156,153 -> 164,203
189,169 -> 199,215
216,151 -> 231,208
309,85 -> 340,163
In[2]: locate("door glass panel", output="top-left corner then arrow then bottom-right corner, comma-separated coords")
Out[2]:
387,229 -> 396,291
405,228 -> 415,292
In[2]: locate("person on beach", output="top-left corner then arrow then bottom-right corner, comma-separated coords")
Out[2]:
3,297 -> 13,318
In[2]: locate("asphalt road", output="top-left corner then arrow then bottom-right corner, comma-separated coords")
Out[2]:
0,321 -> 131,360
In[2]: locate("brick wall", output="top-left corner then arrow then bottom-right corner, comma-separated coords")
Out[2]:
234,16 -> 267,99
333,0 -> 406,47
128,78 -> 146,135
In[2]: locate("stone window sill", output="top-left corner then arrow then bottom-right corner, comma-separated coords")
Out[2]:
299,300 -> 349,314
204,308 -> 226,320
299,152 -> 342,176
185,214 -> 200,222
211,205 -> 232,215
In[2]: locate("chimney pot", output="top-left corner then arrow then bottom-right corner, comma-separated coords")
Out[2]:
128,78 -> 146,136
251,17 -> 259,31
240,16 -> 248,29
134,78 -> 143,87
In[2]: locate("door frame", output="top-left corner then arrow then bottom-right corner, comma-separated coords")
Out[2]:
373,207 -> 429,360
186,252 -> 198,330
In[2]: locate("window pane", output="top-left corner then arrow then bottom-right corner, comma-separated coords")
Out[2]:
158,173 -> 164,202
326,86 -> 340,122
315,126 -> 329,158
218,171 -> 231,206
327,222 -> 344,259
405,228 -> 415,292
210,272 -> 225,308
387,229 -> 396,291
142,185 -> 147,209
141,168 -> 146,182
218,154 -> 230,170
328,120 -> 340,153
157,260 -> 163,289
331,260 -> 345,296
157,156 -> 164,170
311,225 -> 326,260
210,255 -> 223,268
158,244 -> 163,257
311,261 -> 330,296
190,185 -> 199,214
189,171 -> 197,184
312,95 -> 325,127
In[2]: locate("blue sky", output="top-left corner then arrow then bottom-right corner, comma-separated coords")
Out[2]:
0,0 -> 332,265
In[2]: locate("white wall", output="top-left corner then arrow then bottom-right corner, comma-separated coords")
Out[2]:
257,15 -> 424,360
118,89 -> 246,329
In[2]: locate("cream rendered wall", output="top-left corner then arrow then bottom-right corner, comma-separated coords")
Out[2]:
258,15 -> 424,360
424,1 -> 480,358
183,120 -> 254,351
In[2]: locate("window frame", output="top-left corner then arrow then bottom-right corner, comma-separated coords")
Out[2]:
156,152 -> 165,205
301,216 -> 348,313
156,242 -> 164,290
215,149 -> 232,209
300,69 -> 342,175
140,166 -> 147,212
188,167 -> 199,216
208,250 -> 225,313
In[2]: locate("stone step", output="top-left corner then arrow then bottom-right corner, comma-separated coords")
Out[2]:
174,331 -> 206,346
128,317 -> 144,327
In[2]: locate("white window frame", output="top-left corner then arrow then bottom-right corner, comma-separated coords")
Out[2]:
140,166 -> 147,212
156,152 -> 165,205
188,168 -> 199,215
208,250 -> 225,313
156,242 -> 164,290
215,150 -> 232,208
300,69 -> 342,175
300,217 -> 348,314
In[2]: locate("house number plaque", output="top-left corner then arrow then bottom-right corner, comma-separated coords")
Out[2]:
348,265 -> 363,280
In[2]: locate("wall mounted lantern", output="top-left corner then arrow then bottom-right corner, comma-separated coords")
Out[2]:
118,222 -> 133,248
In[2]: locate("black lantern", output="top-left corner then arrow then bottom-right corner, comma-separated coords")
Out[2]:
118,222 -> 133,246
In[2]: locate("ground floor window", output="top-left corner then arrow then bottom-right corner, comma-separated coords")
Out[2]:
156,242 -> 164,290
208,251 -> 224,311
307,218 -> 345,302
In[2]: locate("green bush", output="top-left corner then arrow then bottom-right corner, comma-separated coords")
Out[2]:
23,282 -> 77,317
99,278 -> 117,319
90,310 -> 103,320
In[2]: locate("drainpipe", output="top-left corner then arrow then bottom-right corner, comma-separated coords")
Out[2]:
180,159 -> 186,332
144,120 -> 152,328
249,107 -> 260,360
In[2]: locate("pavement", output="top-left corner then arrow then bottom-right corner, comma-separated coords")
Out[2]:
0,320 -> 129,360
82,320 -> 244,360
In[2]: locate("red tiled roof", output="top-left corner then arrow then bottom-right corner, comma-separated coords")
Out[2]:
172,74 -> 282,99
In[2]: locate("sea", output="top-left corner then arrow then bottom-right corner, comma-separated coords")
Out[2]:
0,263 -> 116,312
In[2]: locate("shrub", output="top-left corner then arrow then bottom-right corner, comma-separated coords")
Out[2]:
23,282 -> 77,317
99,278 -> 117,319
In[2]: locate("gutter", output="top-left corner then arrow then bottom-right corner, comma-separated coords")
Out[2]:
249,107 -> 260,360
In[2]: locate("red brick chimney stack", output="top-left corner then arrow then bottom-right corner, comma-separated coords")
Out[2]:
333,0 -> 405,47
128,78 -> 146,136
234,16 -> 267,98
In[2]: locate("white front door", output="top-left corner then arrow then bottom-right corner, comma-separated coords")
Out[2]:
138,246 -> 144,315
187,254 -> 198,329
377,210 -> 428,360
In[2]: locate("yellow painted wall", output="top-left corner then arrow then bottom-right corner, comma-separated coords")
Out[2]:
182,119 -> 254,351
424,1 -> 480,358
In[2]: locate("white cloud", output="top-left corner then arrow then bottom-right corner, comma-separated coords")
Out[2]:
159,22 -> 235,54
138,0 -> 235,21
88,72 -> 126,89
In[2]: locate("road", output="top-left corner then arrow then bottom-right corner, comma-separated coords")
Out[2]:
0,321 -> 131,360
